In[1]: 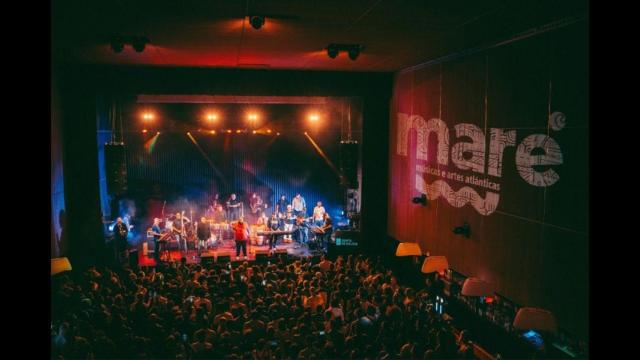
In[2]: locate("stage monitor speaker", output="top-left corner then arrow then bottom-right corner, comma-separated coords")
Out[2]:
340,141 -> 359,189
217,254 -> 231,263
255,249 -> 270,263
104,142 -> 128,195
201,254 -> 214,266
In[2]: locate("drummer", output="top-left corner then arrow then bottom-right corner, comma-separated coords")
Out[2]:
196,216 -> 211,253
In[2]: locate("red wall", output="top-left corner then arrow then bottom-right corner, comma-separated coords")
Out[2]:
388,23 -> 588,339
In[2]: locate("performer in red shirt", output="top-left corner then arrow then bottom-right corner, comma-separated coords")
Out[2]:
231,217 -> 249,260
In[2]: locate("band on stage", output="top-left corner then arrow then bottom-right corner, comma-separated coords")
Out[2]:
147,192 -> 333,262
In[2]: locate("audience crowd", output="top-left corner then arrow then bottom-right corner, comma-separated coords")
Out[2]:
51,254 -> 474,359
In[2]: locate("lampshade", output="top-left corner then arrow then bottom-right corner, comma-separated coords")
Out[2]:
513,307 -> 558,333
461,277 -> 494,297
51,257 -> 72,276
395,242 -> 422,257
421,255 -> 448,273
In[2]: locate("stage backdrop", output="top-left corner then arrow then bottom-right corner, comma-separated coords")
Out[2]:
388,22 -> 588,339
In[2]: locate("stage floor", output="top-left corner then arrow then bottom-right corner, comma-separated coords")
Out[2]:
137,239 -> 318,267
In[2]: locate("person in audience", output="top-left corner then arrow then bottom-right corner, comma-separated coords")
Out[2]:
51,254 -> 472,360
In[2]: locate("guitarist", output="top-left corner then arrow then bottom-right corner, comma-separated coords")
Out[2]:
318,213 -> 333,251
150,218 -> 164,262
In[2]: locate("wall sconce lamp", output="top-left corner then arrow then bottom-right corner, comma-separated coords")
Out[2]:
412,194 -> 427,206
453,222 -> 471,238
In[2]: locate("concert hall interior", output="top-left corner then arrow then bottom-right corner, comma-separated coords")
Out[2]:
51,1 -> 589,359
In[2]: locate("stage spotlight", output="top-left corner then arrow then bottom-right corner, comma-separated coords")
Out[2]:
210,130 -> 216,134
227,129 -> 232,133
309,113 -> 320,122
252,130 -> 256,134
277,132 -> 280,136
250,16 -> 265,29
327,44 -> 338,59
348,46 -> 360,60
142,129 -> 148,133
236,129 -> 242,134
267,129 -> 272,133
206,113 -> 218,122
132,37 -> 148,52
110,39 -> 124,53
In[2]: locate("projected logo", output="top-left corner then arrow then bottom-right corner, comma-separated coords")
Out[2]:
396,112 -> 565,215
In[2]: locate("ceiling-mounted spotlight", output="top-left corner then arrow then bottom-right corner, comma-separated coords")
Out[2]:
250,15 -> 265,29
132,37 -> 149,52
327,44 -> 339,59
110,38 -> 124,53
348,45 -> 361,60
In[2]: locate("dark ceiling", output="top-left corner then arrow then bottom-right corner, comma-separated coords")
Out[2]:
52,0 -> 588,72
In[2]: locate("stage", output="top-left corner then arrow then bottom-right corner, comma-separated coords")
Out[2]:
136,238 -> 320,266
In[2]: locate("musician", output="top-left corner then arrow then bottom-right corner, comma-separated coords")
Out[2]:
256,211 -> 269,227
174,212 -> 191,251
211,193 -> 221,208
292,193 -> 306,217
196,216 -> 211,253
213,204 -> 227,223
254,211 -> 268,247
312,201 -> 326,227
267,213 -> 280,251
150,218 -> 163,262
204,204 -> 216,219
250,193 -> 267,223
295,215 -> 309,244
231,217 -> 250,260
318,213 -> 333,251
283,205 -> 296,242
227,193 -> 242,222
276,194 -> 288,215
249,193 -> 259,211
113,217 -> 129,263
